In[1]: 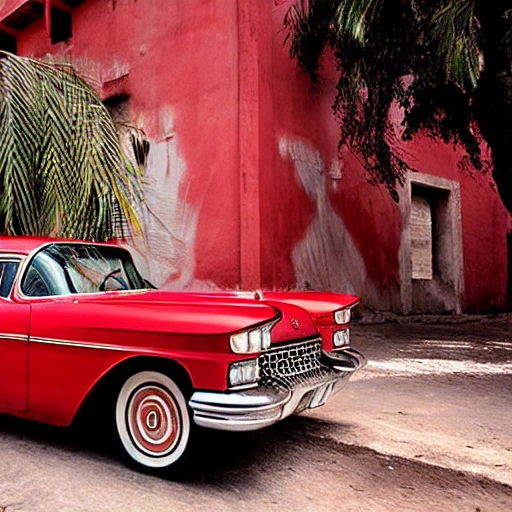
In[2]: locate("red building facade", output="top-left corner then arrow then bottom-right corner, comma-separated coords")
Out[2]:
0,0 -> 508,313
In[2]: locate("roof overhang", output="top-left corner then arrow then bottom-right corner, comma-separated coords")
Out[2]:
0,0 -> 85,32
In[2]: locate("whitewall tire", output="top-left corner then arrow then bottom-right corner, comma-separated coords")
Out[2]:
115,371 -> 191,471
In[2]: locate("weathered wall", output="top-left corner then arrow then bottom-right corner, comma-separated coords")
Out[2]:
14,0 -> 241,290
2,0 -> 508,312
261,1 -> 508,312
394,134 -> 508,312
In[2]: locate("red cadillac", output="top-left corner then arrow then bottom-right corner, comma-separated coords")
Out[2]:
0,237 -> 365,474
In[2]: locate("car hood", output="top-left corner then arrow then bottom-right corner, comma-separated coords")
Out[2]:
259,291 -> 359,318
154,289 -> 360,318
82,288 -> 357,338
30,289 -> 319,341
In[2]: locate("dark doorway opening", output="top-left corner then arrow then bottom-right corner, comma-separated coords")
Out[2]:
410,183 -> 459,313
50,8 -> 72,45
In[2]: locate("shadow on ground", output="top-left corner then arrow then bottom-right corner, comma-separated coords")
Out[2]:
0,412 -> 350,485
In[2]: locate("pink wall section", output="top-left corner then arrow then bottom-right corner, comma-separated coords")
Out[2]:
1,0 -> 509,312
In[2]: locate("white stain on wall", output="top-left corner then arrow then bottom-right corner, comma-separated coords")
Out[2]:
129,108 -> 214,290
279,136 -> 387,309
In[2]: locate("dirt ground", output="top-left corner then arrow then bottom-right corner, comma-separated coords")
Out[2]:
0,315 -> 511,511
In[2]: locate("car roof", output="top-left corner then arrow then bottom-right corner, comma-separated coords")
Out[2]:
0,236 -> 119,256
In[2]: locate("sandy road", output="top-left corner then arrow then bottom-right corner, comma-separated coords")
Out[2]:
0,316 -> 511,511
310,316 -> 512,485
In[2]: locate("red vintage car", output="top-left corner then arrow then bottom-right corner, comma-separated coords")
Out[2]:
0,237 -> 365,474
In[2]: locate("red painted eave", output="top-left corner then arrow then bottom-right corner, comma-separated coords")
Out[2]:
0,1 -> 43,31
0,0 -> 84,31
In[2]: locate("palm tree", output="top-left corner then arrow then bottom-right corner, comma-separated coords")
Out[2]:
0,52 -> 144,241
284,0 -> 512,214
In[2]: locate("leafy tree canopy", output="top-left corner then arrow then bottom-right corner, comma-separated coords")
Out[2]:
284,0 -> 512,213
0,52 -> 143,241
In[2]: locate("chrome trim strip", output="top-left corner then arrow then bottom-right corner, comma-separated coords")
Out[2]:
190,390 -> 290,413
323,348 -> 367,371
0,333 -> 28,342
18,287 -> 151,301
190,387 -> 290,432
29,336 -> 131,352
0,255 -> 24,261
228,382 -> 260,392
193,414 -> 282,431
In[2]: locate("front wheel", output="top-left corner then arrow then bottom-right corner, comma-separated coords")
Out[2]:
114,371 -> 191,474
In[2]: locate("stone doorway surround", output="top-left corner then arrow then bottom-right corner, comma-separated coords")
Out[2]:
399,171 -> 464,314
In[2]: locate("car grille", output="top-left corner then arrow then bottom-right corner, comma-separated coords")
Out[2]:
259,338 -> 335,390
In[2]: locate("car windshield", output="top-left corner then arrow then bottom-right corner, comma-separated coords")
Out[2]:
21,244 -> 152,297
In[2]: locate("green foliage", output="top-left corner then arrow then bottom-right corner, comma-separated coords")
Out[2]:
0,52 -> 143,241
284,0 -> 512,199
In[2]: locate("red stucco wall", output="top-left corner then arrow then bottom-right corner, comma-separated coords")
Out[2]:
16,0 -> 242,289
262,1 -> 508,312
2,0 -> 508,312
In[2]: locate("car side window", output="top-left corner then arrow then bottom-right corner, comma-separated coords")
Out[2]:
0,260 -> 20,298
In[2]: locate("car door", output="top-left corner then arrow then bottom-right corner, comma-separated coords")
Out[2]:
0,258 -> 30,411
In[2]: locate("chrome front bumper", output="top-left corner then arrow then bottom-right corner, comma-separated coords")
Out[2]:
189,348 -> 366,432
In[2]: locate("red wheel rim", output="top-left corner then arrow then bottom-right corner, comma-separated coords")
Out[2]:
127,385 -> 181,456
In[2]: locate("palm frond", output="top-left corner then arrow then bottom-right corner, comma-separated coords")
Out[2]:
284,0 -> 338,83
0,52 -> 143,241
428,0 -> 480,91
333,0 -> 383,45
284,0 -> 484,198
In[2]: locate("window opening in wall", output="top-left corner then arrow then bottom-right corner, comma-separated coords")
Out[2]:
104,94 -> 148,169
410,184 -> 452,283
50,8 -> 72,45
0,32 -> 17,54
103,94 -> 149,171
104,94 -> 130,125
411,193 -> 433,280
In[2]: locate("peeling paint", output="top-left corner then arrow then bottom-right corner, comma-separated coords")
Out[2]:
279,136 -> 388,308
128,108 -> 215,290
